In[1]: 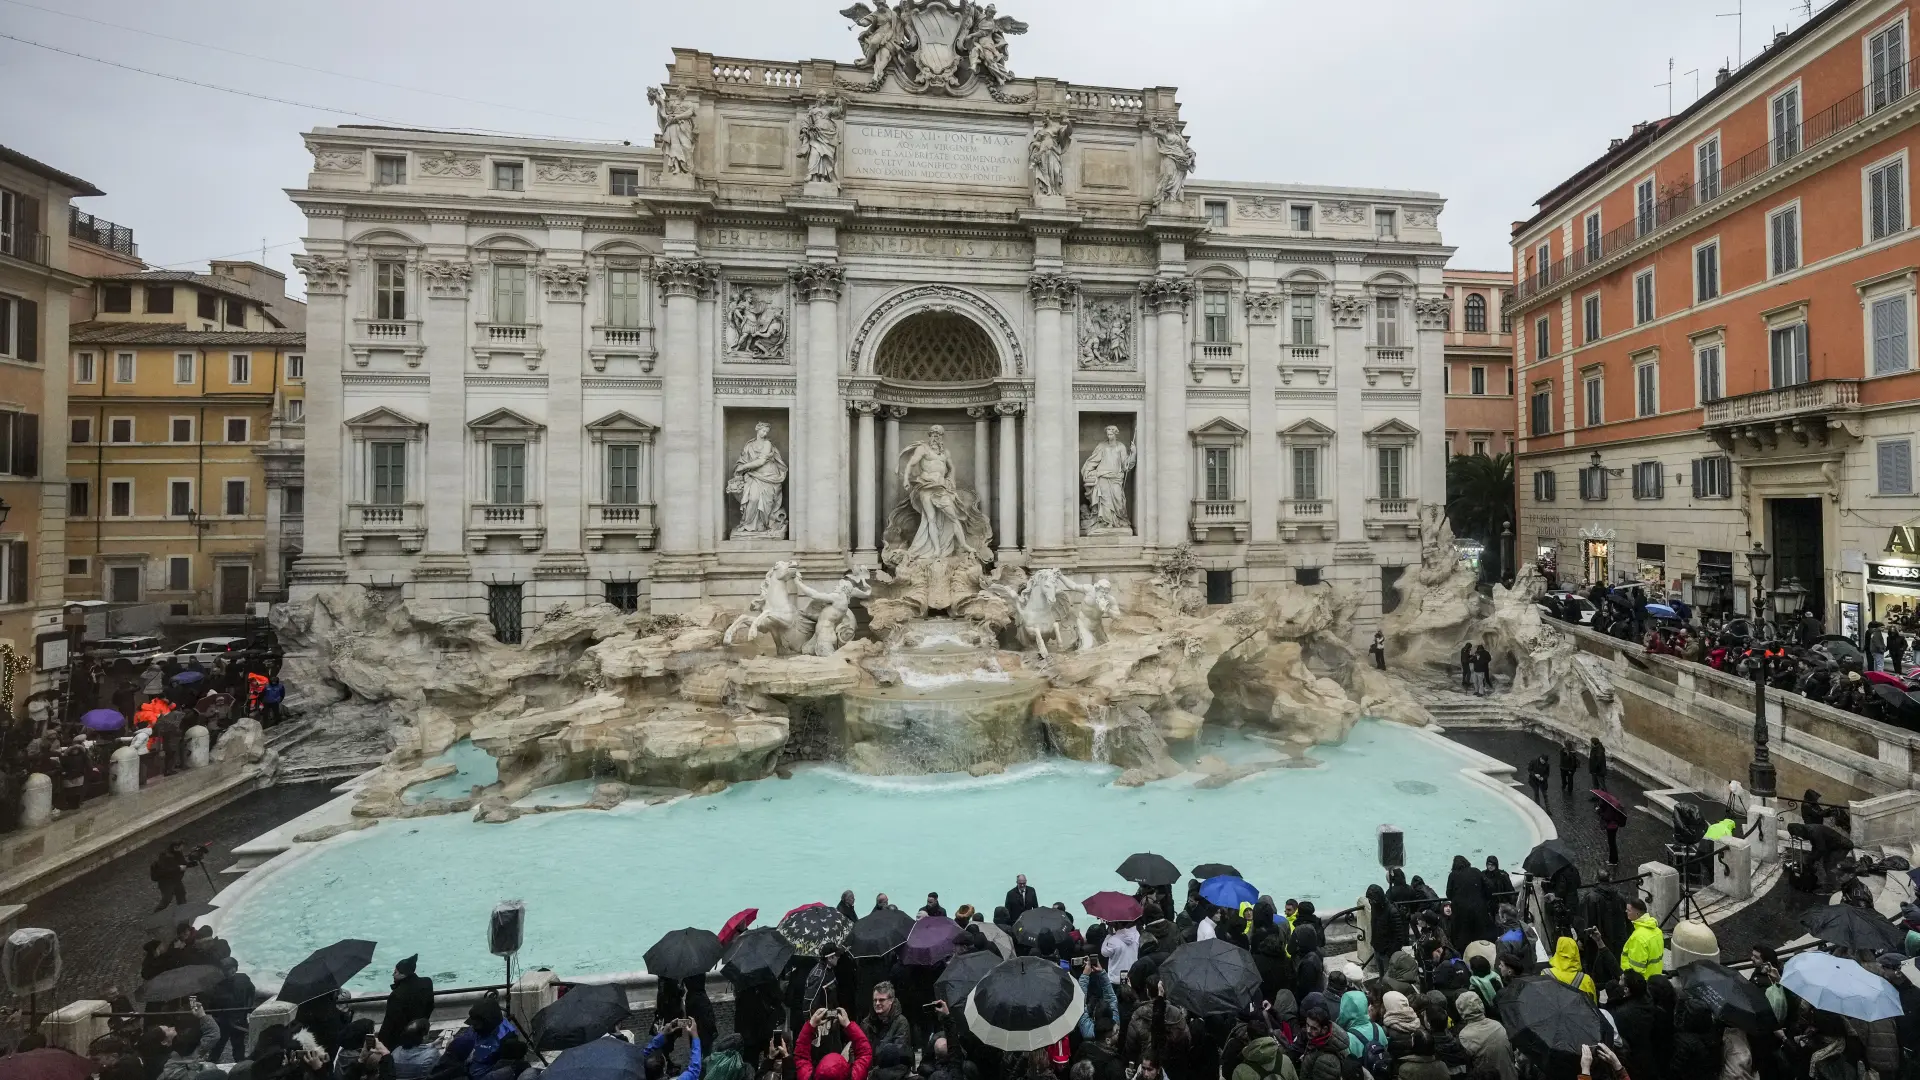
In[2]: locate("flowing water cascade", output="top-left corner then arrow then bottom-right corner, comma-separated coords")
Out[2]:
838,619 -> 1047,773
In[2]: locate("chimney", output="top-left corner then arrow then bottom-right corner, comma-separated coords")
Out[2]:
1774,30 -> 1788,45
1609,137 -> 1626,151
1716,65 -> 1731,86
1630,121 -> 1649,136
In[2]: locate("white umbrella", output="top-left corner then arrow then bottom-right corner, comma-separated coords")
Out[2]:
1781,951 -> 1904,1022
963,956 -> 1086,1051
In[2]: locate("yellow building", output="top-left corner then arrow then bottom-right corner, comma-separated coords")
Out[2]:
68,263 -> 304,619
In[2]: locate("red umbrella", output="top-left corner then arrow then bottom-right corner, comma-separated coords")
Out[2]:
1082,891 -> 1144,923
1590,789 -> 1625,814
1591,789 -> 1628,828
718,907 -> 758,945
782,901 -> 826,920
1865,670 -> 1912,689
0,1049 -> 95,1080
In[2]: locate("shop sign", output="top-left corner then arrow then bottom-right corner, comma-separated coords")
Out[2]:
1887,526 -> 1920,556
1867,561 -> 1920,588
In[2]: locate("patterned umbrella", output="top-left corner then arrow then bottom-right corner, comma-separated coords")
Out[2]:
777,904 -> 851,956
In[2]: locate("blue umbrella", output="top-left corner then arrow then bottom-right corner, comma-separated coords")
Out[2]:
1646,603 -> 1678,620
170,670 -> 205,684
1781,952 -> 1904,1022
541,1035 -> 648,1080
80,708 -> 125,732
1197,875 -> 1259,909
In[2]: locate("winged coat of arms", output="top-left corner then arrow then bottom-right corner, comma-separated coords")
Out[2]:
839,0 -> 1028,97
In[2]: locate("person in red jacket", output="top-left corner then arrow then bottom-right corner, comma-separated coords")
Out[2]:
795,1008 -> 871,1080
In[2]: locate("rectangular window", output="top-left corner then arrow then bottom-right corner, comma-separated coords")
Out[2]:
607,269 -> 643,328
494,265 -> 529,323
113,352 -> 134,383
1585,211 -> 1602,261
1203,446 -> 1232,501
370,442 -> 406,504
66,557 -> 86,577
1770,206 -> 1800,275
286,398 -> 304,422
1535,242 -> 1551,287
1289,294 -> 1315,345
101,284 -> 131,313
174,351 -> 195,383
1470,438 -> 1488,457
1375,209 -> 1396,239
1874,293 -> 1912,375
170,417 -> 193,443
1636,361 -> 1659,417
607,444 -> 641,504
375,260 -> 407,320
229,352 -> 251,384
1205,200 -> 1228,227
225,297 -> 245,327
1880,438 -> 1915,494
1698,136 -> 1722,200
1534,470 -> 1557,502
74,352 -> 95,383
1579,465 -> 1607,501
167,556 -> 190,592
145,285 -> 173,314
1443,367 -> 1451,394
1292,446 -> 1318,500
1872,23 -> 1907,111
1770,323 -> 1810,387
1583,294 -> 1600,343
68,481 -> 88,517
1290,204 -> 1312,232
375,154 -> 406,185
1202,291 -> 1230,343
1773,87 -> 1801,163
1698,344 -> 1725,403
1692,455 -> 1733,498
1376,447 -> 1404,500
605,581 -> 639,613
109,417 -> 132,443
494,161 -> 525,191
1869,159 -> 1907,241
1535,315 -> 1550,360
109,480 -> 131,517
1636,177 -> 1656,236
70,417 -> 90,443
224,479 -> 246,516
196,291 -> 218,321
1375,297 -> 1400,347
1294,567 -> 1322,586
169,480 -> 192,517
1584,375 -> 1604,427
1634,269 -> 1655,324
492,442 -> 527,503
1695,241 -> 1720,301
609,168 -> 640,197
284,486 -> 304,515
1529,388 -> 1553,436
1632,461 -> 1664,499
225,417 -> 249,442
1471,366 -> 1487,395
286,353 -> 304,379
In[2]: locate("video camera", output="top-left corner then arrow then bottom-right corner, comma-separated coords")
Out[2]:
182,841 -> 212,867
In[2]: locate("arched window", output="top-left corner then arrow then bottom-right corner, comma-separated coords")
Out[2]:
1498,292 -> 1514,332
1464,293 -> 1487,333
876,311 -> 998,383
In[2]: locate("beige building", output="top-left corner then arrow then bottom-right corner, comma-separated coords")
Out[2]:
1441,269 -> 1515,457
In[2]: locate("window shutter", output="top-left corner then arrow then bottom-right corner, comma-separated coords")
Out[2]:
1692,458 -> 1704,496
1891,162 -> 1906,234
1882,440 -> 1914,494
1875,295 -> 1909,374
14,413 -> 37,478
6,541 -> 26,604
16,298 -> 35,363
1872,167 -> 1889,237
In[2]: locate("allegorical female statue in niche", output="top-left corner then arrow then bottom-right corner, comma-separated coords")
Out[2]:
1080,425 -> 1136,534
726,422 -> 788,539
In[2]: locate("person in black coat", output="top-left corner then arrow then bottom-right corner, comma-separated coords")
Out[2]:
1588,737 -> 1609,791
1482,856 -> 1516,912
1608,971 -> 1666,1080
378,955 -> 435,1050
1527,755 -> 1551,805
1442,855 -> 1493,952
1004,875 -> 1038,922
1558,742 -> 1580,795
1363,884 -> 1406,978
1459,643 -> 1473,690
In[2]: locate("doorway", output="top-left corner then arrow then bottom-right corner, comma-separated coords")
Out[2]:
218,564 -> 251,615
108,566 -> 140,602
1767,497 -> 1825,616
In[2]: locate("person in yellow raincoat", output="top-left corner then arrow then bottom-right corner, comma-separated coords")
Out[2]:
1549,936 -> 1597,1000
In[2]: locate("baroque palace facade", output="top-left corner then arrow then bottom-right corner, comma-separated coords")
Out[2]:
288,3 -> 1452,632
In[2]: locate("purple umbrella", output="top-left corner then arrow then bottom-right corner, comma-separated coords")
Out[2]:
903,916 -> 963,966
170,670 -> 205,684
80,708 -> 126,732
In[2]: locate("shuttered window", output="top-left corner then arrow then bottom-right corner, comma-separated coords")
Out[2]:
1770,207 -> 1800,275
1769,323 -> 1809,387
1880,439 -> 1914,495
1872,23 -> 1908,111
1692,456 -> 1733,499
1870,160 -> 1907,241
1873,293 -> 1911,375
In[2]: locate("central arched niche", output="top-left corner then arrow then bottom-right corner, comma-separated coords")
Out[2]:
875,311 -> 998,383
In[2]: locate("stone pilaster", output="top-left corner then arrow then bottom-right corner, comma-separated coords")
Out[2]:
538,263 -> 590,556
652,258 -> 716,558
1141,277 -> 1193,550
1028,272 -> 1078,557
791,262 -> 847,556
290,253 -> 349,576
995,402 -> 1023,558
1245,291 -> 1282,548
851,401 -> 879,557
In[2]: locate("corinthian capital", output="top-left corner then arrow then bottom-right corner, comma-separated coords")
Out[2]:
789,262 -> 846,302
1027,272 -> 1080,308
1244,291 -> 1283,324
652,258 -> 717,298
1138,277 -> 1194,314
292,253 -> 350,296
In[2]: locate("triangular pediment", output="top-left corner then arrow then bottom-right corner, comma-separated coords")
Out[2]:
468,407 -> 545,432
1190,416 -> 1249,437
1282,418 -> 1335,438
344,406 -> 423,430
1366,417 -> 1420,438
586,410 -> 658,437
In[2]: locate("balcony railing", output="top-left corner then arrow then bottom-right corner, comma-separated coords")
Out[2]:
1189,341 -> 1244,382
595,326 -> 650,348
587,502 -> 658,550
1369,497 -> 1414,517
342,502 -> 424,553
0,227 -> 48,266
469,502 -> 545,552
1702,378 -> 1860,426
1285,499 -> 1327,518
1188,498 -> 1249,542
1515,53 -> 1920,306
69,208 -> 136,256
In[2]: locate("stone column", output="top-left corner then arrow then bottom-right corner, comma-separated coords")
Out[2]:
883,406 -> 904,521
419,232 -> 472,574
1331,282 -> 1368,542
852,402 -> 879,557
539,263 -> 588,555
968,406 -> 992,507
1246,292 -> 1282,547
996,403 -> 1021,556
1028,274 -> 1078,557
792,264 -> 847,556
1143,279 -> 1194,549
289,255 -> 348,573
652,259 -> 714,555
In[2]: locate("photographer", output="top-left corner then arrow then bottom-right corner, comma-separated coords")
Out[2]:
796,1008 -> 871,1080
150,841 -> 191,910
641,1018 -> 703,1080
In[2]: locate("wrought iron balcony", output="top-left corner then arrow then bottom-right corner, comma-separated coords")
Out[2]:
69,208 -> 135,256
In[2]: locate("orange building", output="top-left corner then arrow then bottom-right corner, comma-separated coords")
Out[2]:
1510,0 -> 1920,630
1442,269 -> 1516,457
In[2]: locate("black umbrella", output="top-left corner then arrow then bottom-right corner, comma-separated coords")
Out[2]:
964,956 -> 1086,1052
935,950 -> 1001,1007
1116,852 -> 1181,888
644,928 -> 723,980
722,927 -> 795,986
533,983 -> 632,1051
1160,939 -> 1262,1019
1871,683 -> 1920,728
1191,863 -> 1241,880
142,902 -> 217,937
847,908 -> 914,960
1522,839 -> 1578,879
1494,976 -> 1606,1059
1671,960 -> 1778,1034
541,1034 -> 648,1080
1800,904 -> 1906,953
777,904 -> 852,957
278,939 -> 376,1004
136,964 -> 226,1003
1012,907 -> 1073,951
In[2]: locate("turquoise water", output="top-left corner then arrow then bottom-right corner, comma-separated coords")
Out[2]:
220,721 -> 1535,990
401,740 -> 499,804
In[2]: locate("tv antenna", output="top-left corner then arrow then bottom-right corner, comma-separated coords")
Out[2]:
1683,67 -> 1701,105
1720,0 -> 1745,67
1657,58 -> 1675,117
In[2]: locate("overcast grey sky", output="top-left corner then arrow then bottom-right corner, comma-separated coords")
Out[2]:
2,0 -> 1827,283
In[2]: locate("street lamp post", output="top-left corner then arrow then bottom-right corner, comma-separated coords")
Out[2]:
1500,520 -> 1514,587
1745,543 -> 1777,800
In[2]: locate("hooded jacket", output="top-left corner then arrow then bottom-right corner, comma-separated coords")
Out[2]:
1335,991 -> 1384,1061
1379,992 -> 1421,1038
1548,937 -> 1597,1001
1383,951 -> 1421,997
1228,1037 -> 1297,1080
1453,992 -> 1516,1080
1621,913 -> 1665,977
1100,925 -> 1140,980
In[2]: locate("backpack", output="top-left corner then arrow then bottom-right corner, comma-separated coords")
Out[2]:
1352,1023 -> 1390,1078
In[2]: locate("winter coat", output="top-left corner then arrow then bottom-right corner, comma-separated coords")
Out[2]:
1367,886 -> 1409,960
380,974 -> 436,1050
1548,938 -> 1597,1001
1100,925 -> 1140,981
797,1020 -> 868,1080
860,1010 -> 912,1056
1621,914 -> 1666,977
1581,886 -> 1631,955
1076,970 -> 1118,1040
1453,992 -> 1516,1080
1388,1055 -> 1449,1080
1609,992 -> 1668,1080
1004,886 -> 1038,922
1383,950 -> 1421,998
1248,922 -> 1292,999
1380,992 -> 1421,1040
1444,865 -> 1494,952
1336,991 -> 1385,1062
1229,1037 -> 1297,1080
